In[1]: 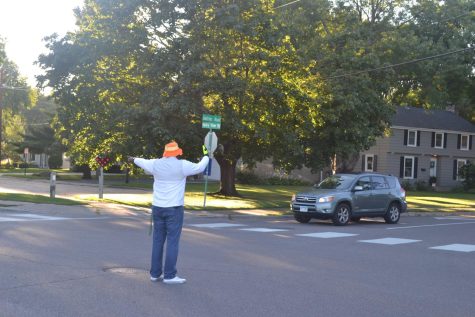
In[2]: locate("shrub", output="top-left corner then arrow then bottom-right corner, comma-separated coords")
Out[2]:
236,171 -> 264,185
267,176 -> 311,186
48,153 -> 63,169
459,163 -> 475,191
415,180 -> 427,191
236,171 -> 312,186
401,180 -> 414,191
104,164 -> 122,174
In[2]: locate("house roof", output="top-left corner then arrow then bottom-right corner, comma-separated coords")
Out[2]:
391,106 -> 475,133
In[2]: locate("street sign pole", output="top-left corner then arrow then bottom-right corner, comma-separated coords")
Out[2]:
202,114 -> 221,208
99,166 -> 104,199
203,128 -> 212,208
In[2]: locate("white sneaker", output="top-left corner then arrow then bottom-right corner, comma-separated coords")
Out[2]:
150,274 -> 163,282
163,276 -> 186,284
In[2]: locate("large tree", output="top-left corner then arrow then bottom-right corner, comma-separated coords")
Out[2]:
391,0 -> 475,121
156,0 -> 321,194
273,0 -> 400,172
38,0 -> 475,196
38,0 -> 319,195
0,38 -> 32,166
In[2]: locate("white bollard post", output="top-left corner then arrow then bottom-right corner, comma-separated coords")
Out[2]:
50,172 -> 56,198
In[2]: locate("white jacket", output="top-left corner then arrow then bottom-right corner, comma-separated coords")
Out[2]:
134,156 -> 210,207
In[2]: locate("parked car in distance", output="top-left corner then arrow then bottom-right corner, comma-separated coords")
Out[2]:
290,173 -> 407,226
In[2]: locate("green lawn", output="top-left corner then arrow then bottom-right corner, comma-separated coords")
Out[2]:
0,193 -> 85,205
76,183 -> 308,214
77,185 -> 475,214
1,176 -> 474,213
406,191 -> 475,213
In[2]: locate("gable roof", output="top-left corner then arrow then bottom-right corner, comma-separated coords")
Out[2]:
391,106 -> 475,133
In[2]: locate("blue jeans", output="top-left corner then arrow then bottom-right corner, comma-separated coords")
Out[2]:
150,205 -> 184,279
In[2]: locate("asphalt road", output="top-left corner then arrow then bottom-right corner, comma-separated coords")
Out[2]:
1,204 -> 474,317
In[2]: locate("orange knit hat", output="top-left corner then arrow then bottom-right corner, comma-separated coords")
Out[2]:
163,141 -> 183,157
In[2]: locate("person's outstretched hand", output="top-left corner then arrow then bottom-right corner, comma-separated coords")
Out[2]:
202,145 -> 209,156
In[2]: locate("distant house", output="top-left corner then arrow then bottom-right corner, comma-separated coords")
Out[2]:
356,106 -> 475,188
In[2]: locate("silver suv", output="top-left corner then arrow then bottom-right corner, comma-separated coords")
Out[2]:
290,173 -> 407,226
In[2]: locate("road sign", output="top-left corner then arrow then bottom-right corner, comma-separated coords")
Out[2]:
204,131 -> 218,157
202,114 -> 221,130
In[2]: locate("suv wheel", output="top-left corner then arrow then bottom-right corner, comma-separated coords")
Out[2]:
294,214 -> 311,223
384,203 -> 401,224
332,203 -> 351,226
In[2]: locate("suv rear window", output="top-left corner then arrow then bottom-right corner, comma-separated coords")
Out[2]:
386,176 -> 398,188
372,176 -> 389,189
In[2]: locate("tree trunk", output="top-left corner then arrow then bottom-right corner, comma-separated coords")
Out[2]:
125,167 -> 130,184
331,154 -> 337,175
216,157 -> 239,197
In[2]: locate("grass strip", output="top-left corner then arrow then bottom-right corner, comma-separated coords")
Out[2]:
0,193 -> 85,205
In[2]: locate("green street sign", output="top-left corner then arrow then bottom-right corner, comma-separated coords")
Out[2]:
202,114 -> 221,130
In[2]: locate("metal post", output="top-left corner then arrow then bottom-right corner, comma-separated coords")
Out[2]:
99,166 -> 104,199
203,129 -> 212,207
50,172 -> 56,198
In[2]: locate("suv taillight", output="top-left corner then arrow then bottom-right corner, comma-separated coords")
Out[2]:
400,187 -> 406,198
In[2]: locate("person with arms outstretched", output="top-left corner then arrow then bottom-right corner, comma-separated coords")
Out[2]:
129,141 -> 209,284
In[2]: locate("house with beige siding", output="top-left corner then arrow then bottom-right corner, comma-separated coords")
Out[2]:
356,106 -> 475,188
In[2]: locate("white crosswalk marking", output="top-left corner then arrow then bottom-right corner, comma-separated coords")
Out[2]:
0,216 -> 29,222
296,232 -> 359,238
0,213 -> 67,222
190,223 -> 246,228
0,213 -> 108,222
240,228 -> 288,233
359,238 -> 421,245
188,223 -> 473,254
429,244 -> 475,253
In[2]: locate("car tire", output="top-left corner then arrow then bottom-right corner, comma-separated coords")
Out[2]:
384,203 -> 401,224
332,203 -> 351,226
294,214 -> 312,223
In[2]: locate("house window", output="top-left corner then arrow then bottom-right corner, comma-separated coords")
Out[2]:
457,159 -> 467,181
404,156 -> 415,179
365,155 -> 374,172
434,133 -> 444,148
407,130 -> 417,147
460,135 -> 469,150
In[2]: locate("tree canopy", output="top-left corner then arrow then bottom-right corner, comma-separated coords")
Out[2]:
37,0 -> 475,195
0,38 -> 33,165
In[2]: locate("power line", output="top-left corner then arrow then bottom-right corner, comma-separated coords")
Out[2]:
435,11 -> 474,24
399,9 -> 474,27
26,123 -> 50,126
325,47 -> 475,80
275,0 -> 301,10
0,85 -> 30,91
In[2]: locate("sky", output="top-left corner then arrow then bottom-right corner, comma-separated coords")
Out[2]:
0,0 -> 84,88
